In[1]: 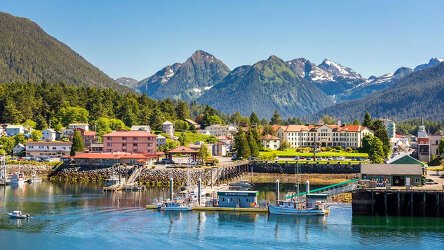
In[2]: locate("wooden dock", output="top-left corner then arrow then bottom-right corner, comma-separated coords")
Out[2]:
145,205 -> 268,213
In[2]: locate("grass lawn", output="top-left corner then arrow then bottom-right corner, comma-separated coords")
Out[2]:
259,149 -> 368,158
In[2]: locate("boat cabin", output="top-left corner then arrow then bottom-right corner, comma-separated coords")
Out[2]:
217,191 -> 258,208
306,194 -> 328,209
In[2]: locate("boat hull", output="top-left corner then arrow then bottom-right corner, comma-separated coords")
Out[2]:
268,205 -> 326,216
160,207 -> 192,211
7,213 -> 29,219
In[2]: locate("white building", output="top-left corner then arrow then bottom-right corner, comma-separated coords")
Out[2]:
156,134 -> 166,147
25,141 -> 72,158
42,129 -> 57,141
162,121 -> 174,138
5,125 -> 25,136
430,132 -> 444,158
381,119 -> 396,139
260,134 -> 281,150
276,124 -> 373,148
197,130 -> 211,136
205,124 -> 238,137
68,123 -> 89,132
131,125 -> 151,133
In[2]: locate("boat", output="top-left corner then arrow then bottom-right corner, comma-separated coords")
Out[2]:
7,211 -> 30,219
10,173 -> 25,185
104,174 -> 125,187
229,180 -> 253,190
268,200 -> 327,215
159,200 -> 192,211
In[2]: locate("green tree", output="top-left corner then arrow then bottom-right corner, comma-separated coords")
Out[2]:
438,138 -> 444,156
197,143 -> 210,163
369,137 -> 385,164
321,115 -> 336,125
14,133 -> 26,145
159,139 -> 180,153
371,120 -> 391,158
249,112 -> 260,126
0,137 -> 15,155
278,139 -> 290,151
22,119 -> 37,131
234,131 -> 250,159
35,114 -> 48,130
179,131 -> 187,146
54,122 -> 63,132
270,110 -> 282,125
248,130 -> 259,157
70,130 -> 84,156
359,135 -> 373,153
363,112 -> 372,127
109,119 -> 127,131
353,119 -> 360,125
175,101 -> 190,120
3,99 -> 24,124
31,130 -> 42,141
175,120 -> 189,131
58,106 -> 89,126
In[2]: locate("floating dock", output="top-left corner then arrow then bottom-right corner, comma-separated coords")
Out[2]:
146,205 -> 268,213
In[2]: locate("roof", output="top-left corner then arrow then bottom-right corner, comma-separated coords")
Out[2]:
275,124 -> 370,133
156,134 -> 166,139
130,125 -> 151,130
361,164 -> 423,175
103,131 -> 156,137
27,141 -> 71,146
66,152 -> 158,160
167,146 -> 198,154
217,135 -> 231,140
6,125 -> 24,129
184,119 -> 198,125
387,154 -> 427,166
260,134 -> 280,140
162,121 -> 173,125
69,123 -> 88,126
83,131 -> 96,136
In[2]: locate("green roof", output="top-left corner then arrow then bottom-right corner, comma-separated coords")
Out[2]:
387,154 -> 427,167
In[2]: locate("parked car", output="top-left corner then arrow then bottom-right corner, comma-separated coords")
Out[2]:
160,158 -> 175,164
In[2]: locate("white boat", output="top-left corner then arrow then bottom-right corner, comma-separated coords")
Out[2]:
7,211 -> 30,219
268,200 -> 327,216
10,173 -> 25,185
104,174 -> 125,187
229,180 -> 253,190
159,199 -> 192,211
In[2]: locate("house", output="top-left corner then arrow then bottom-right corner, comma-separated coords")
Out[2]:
25,141 -> 72,158
13,143 -> 25,156
68,123 -> 89,131
184,119 -> 201,129
131,125 -> 151,133
42,129 -> 57,141
63,152 -> 160,168
213,142 -> 228,156
156,134 -> 166,147
81,130 -> 98,148
162,121 -> 174,138
103,131 -> 157,154
197,129 -> 211,136
217,135 -> 232,146
188,142 -> 213,156
361,164 -> 423,187
205,124 -> 238,137
5,125 -> 25,137
429,131 -> 444,159
417,125 -> 430,162
276,124 -> 373,148
260,134 -> 281,150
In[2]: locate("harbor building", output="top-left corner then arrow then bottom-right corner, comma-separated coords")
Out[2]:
260,134 -> 281,150
360,164 -> 423,187
217,191 -> 258,208
63,152 -> 160,168
103,131 -> 157,154
275,124 -> 372,148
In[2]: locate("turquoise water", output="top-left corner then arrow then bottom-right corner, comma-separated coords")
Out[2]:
1,181 -> 444,249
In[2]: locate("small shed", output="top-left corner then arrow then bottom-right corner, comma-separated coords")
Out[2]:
361,164 -> 423,186
217,191 -> 258,208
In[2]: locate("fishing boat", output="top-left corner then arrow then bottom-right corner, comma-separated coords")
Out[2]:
268,163 -> 328,216
159,199 -> 192,211
10,172 -> 25,185
7,211 -> 30,219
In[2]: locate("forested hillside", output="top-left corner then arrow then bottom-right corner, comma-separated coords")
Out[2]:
0,12 -> 125,90
316,62 -> 444,121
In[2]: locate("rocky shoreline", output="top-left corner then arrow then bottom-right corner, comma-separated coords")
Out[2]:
5,164 -> 52,178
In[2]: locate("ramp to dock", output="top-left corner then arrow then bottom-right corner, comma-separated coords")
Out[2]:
285,179 -> 359,199
126,167 -> 142,185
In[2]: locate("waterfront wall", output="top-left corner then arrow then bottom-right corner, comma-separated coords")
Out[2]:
250,162 -> 360,174
352,190 -> 444,217
5,164 -> 52,177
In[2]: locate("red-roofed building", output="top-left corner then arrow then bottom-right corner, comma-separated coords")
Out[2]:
260,134 -> 281,150
103,131 -> 157,154
274,124 -> 373,148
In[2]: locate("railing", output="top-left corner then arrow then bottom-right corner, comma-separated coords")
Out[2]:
285,179 -> 359,199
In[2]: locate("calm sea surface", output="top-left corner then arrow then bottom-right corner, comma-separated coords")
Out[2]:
0,181 -> 444,249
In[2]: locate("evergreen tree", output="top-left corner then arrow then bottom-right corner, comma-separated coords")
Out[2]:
175,101 -> 190,120
438,138 -> 444,156
369,137 -> 384,164
179,131 -> 187,146
353,119 -> 360,125
14,133 -> 26,145
249,112 -> 260,126
70,130 -> 84,156
197,143 -> 210,163
269,110 -> 282,125
371,120 -> 391,158
359,135 -> 373,153
363,112 -> 372,127
321,115 -> 336,125
35,114 -> 48,130
234,131 -> 250,159
248,129 -> 259,157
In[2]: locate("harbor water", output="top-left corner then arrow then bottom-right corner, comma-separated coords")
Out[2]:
0,181 -> 444,249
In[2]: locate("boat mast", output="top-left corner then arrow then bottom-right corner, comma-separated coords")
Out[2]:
296,162 -> 299,201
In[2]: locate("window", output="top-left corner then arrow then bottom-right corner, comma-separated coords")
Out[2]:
415,178 -> 420,183
107,137 -> 111,140
122,137 -> 127,140
122,143 -> 127,146
133,143 -> 138,147
107,143 -> 112,147
133,137 -> 138,141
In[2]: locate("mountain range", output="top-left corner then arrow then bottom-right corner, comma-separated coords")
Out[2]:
0,12 -> 126,91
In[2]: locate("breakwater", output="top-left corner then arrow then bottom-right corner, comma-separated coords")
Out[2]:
249,162 -> 360,174
5,164 -> 52,177
352,189 -> 444,217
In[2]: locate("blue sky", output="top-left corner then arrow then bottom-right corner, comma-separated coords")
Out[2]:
2,0 -> 443,80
